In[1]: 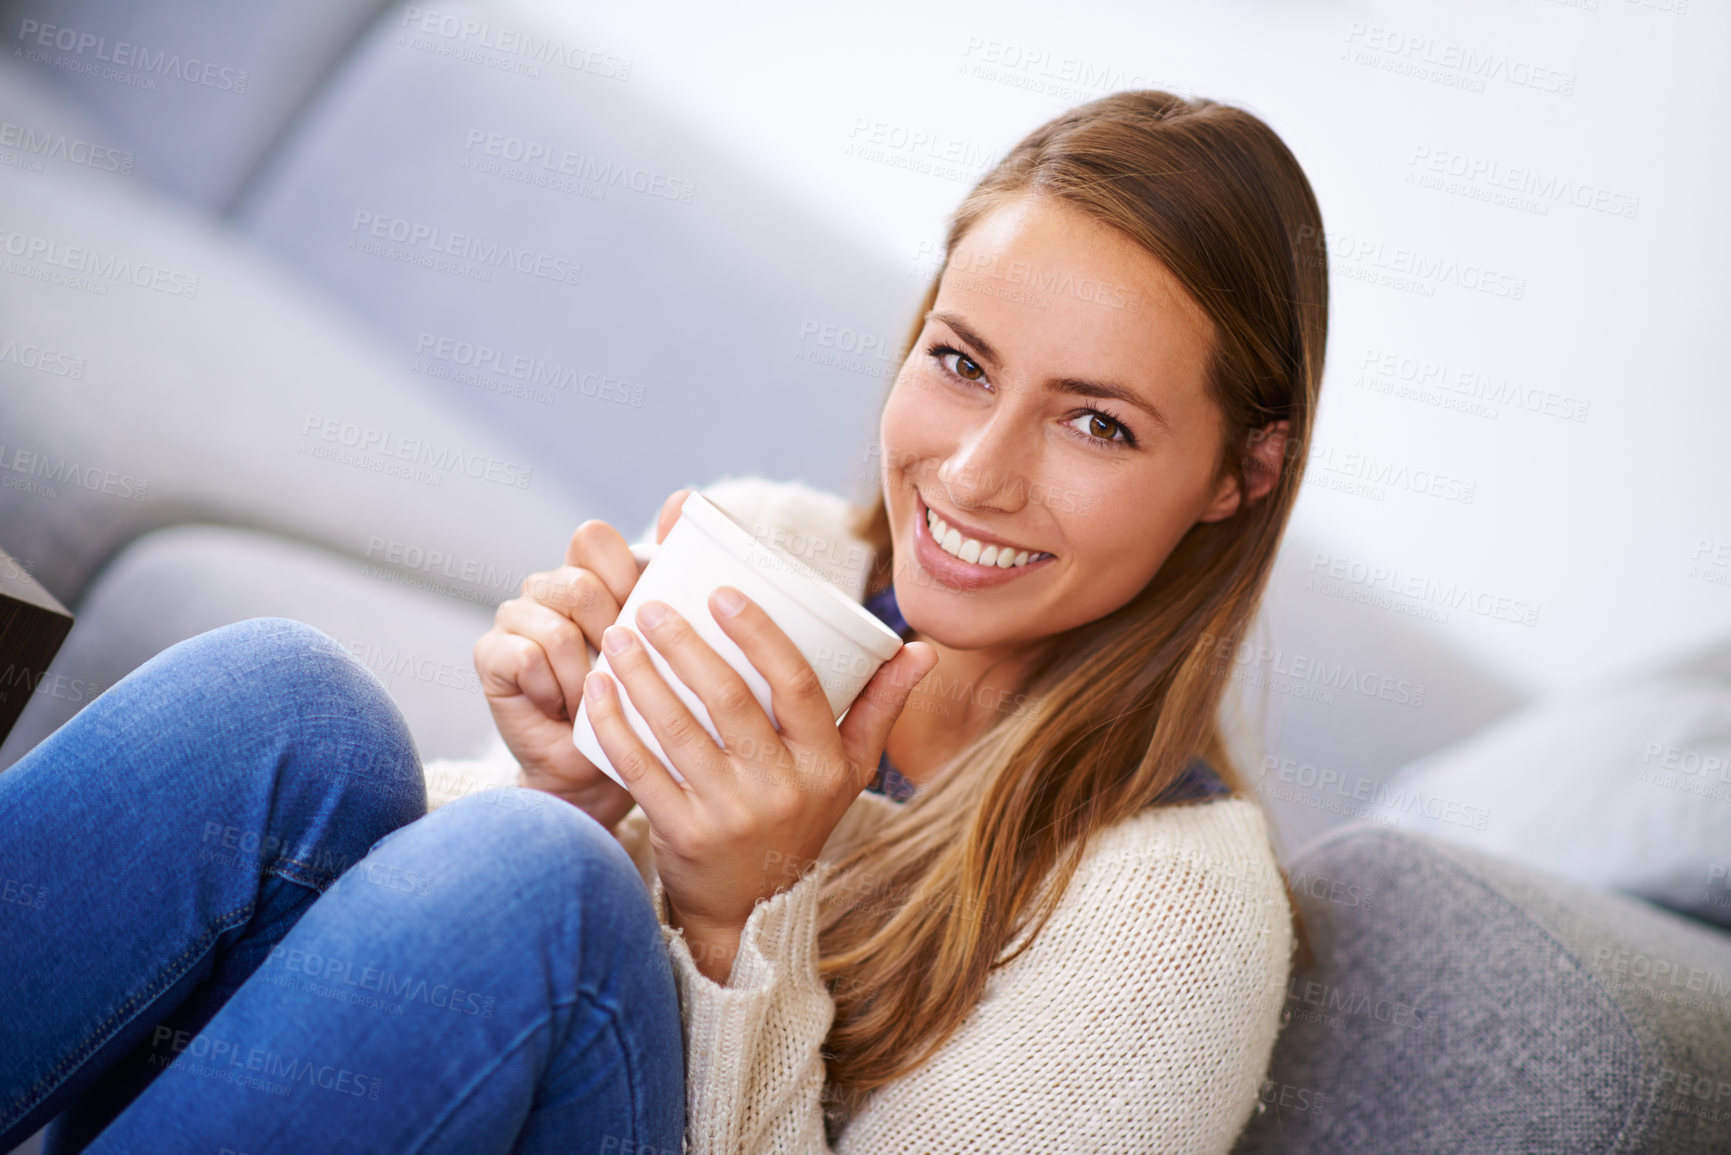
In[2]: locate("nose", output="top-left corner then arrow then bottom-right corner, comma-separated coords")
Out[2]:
936,406 -> 1031,514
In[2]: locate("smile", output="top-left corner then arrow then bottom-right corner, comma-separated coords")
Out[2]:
912,492 -> 1055,591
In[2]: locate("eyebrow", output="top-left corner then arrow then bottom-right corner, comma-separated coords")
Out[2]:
926,310 -> 1172,433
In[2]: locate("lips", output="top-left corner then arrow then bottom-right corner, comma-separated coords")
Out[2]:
909,491 -> 1054,592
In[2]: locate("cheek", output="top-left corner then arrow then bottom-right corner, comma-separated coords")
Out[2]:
880,371 -> 950,461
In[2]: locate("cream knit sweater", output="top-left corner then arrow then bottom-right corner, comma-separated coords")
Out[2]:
424,475 -> 1295,1154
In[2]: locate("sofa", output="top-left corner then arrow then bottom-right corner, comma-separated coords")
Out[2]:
3,2 -> 1727,1151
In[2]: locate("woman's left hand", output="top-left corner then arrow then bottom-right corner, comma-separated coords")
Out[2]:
582,586 -> 937,982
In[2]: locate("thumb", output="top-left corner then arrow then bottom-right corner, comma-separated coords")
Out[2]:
656,488 -> 693,544
837,642 -> 939,774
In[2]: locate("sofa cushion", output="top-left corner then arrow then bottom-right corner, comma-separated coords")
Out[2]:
0,523 -> 499,771
231,0 -> 910,530
1,0 -> 394,210
1231,826 -> 1731,1154
0,85 -> 598,611
1361,644 -> 1731,928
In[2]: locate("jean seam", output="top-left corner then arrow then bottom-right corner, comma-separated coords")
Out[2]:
404,991 -> 649,1155
1,900 -> 257,1133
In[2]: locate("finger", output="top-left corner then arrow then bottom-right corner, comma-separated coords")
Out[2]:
583,665 -> 689,823
475,628 -> 572,721
598,622 -> 730,792
705,586 -> 837,748
514,566 -> 621,648
656,488 -> 693,544
836,642 -> 939,780
495,598 -> 595,721
563,519 -> 639,604
631,599 -> 782,776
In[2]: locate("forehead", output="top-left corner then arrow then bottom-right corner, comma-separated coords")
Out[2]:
937,193 -> 1216,380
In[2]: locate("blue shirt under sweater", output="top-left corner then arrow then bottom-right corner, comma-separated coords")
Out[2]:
860,584 -> 1230,805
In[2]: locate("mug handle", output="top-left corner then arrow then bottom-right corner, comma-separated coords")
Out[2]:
583,542 -> 659,667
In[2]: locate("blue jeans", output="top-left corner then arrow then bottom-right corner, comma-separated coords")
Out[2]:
0,618 -> 684,1154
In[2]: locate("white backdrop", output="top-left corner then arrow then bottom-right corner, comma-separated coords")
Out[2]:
519,0 -> 1731,698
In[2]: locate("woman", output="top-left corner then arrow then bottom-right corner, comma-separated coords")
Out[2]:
0,89 -> 1325,1153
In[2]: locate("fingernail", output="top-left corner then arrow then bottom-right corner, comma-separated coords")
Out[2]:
638,600 -> 669,628
602,625 -> 633,655
586,670 -> 611,700
713,587 -> 746,616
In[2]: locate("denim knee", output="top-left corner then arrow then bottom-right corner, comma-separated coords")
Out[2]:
172,617 -> 423,806
421,788 -> 642,894
394,790 -> 658,945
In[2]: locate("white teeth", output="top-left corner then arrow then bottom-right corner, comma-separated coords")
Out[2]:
925,505 -> 1048,569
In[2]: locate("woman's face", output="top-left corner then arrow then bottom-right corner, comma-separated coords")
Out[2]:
879,191 -> 1249,653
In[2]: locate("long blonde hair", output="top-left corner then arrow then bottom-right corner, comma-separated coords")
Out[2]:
816,90 -> 1329,1132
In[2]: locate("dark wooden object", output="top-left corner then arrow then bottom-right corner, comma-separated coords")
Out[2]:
0,547 -> 73,748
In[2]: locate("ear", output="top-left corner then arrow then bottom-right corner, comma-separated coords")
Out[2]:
1196,420 -> 1290,524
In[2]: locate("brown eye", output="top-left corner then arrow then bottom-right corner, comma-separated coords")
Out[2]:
1087,414 -> 1119,440
951,353 -> 983,380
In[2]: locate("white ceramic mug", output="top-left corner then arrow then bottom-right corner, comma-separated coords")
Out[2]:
572,490 -> 905,788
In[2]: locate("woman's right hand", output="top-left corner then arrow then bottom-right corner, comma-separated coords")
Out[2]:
475,488 -> 693,829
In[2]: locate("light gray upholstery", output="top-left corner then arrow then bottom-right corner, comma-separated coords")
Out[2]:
1231,825 -> 1731,1153
1,0 -> 395,211
0,524 -> 498,771
2,4 -> 1723,1153
231,0 -> 913,531
0,102 -> 598,611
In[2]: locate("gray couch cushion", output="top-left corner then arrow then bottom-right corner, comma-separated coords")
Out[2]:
1231,825 -> 1731,1153
232,0 -> 911,530
0,87 -> 599,611
0,523 -> 499,771
1361,647 -> 1731,929
1,0 -> 393,210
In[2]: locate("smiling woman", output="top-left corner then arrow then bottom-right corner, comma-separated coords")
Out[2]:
0,88 -> 1326,1155
820,88 -> 1330,1141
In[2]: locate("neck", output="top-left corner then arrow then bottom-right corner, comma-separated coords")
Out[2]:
884,630 -> 1041,789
